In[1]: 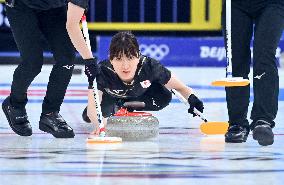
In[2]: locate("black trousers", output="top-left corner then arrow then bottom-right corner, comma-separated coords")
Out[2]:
101,83 -> 172,118
222,0 -> 284,128
6,0 -> 75,114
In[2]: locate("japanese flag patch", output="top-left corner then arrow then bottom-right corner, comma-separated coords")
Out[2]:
140,80 -> 151,88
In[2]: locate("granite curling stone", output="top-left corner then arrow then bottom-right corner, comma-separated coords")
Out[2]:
106,108 -> 159,141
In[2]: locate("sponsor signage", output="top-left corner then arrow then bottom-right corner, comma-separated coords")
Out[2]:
98,36 -> 284,67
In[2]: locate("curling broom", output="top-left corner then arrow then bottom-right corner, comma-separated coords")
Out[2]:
171,89 -> 228,135
211,0 -> 249,87
81,15 -> 122,144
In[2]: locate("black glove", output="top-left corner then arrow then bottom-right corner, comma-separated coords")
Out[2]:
84,58 -> 98,89
187,94 -> 204,117
5,0 -> 15,7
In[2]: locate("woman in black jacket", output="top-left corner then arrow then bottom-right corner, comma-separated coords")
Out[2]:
2,0 -> 76,138
223,0 -> 284,146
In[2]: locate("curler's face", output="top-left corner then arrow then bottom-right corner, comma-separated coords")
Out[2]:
111,54 -> 139,83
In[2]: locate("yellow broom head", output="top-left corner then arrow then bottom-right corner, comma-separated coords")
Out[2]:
212,77 -> 250,87
87,136 -> 122,144
200,121 -> 229,135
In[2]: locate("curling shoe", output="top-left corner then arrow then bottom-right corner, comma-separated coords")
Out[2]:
2,96 -> 32,136
252,120 -> 274,146
82,106 -> 91,123
39,112 -> 75,138
225,125 -> 249,143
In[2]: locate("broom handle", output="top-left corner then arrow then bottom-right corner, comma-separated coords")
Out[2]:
226,0 -> 233,77
171,89 -> 208,122
81,15 -> 105,136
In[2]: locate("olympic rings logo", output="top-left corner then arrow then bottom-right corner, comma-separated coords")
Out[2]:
139,44 -> 170,60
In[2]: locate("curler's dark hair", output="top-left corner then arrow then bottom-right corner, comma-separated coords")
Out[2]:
109,31 -> 140,61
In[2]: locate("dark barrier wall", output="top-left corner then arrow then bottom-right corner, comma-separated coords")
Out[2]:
85,0 -> 222,31
0,0 -> 222,31
0,0 -> 222,54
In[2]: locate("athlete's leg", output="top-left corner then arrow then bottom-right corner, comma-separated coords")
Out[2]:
250,3 -> 284,146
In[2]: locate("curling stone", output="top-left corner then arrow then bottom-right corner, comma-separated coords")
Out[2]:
106,108 -> 159,141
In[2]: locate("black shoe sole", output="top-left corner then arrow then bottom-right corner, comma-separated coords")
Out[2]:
253,126 -> 274,146
2,99 -> 32,136
39,122 -> 75,138
225,136 -> 248,143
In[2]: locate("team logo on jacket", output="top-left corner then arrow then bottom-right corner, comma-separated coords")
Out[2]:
140,80 -> 151,88
113,89 -> 124,94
